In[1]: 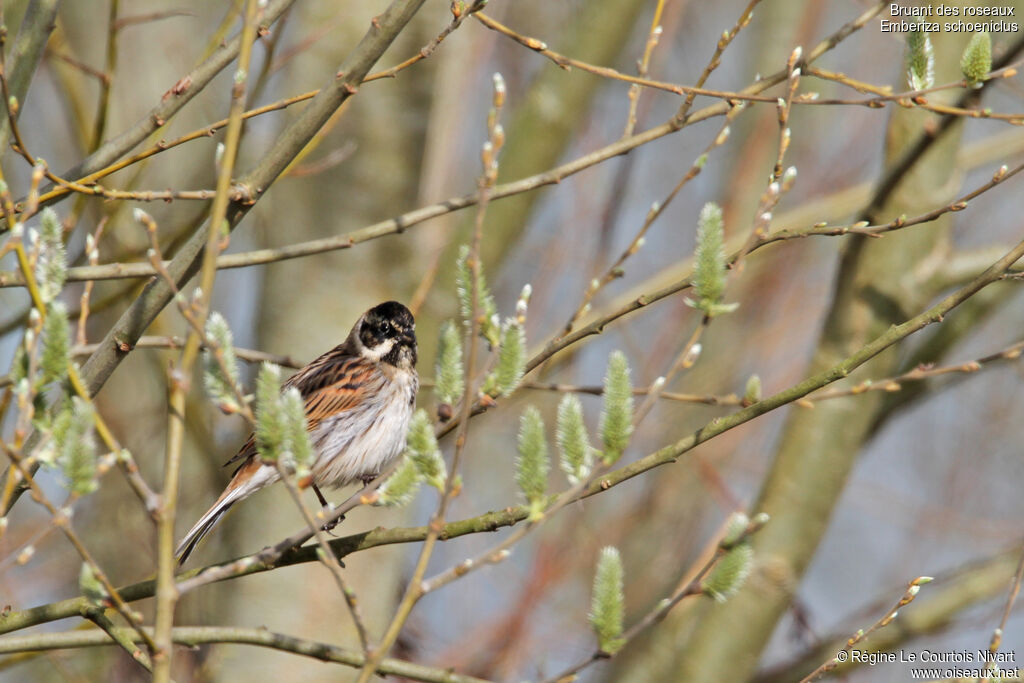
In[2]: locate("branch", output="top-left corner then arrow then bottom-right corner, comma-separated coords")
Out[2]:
0,0 -> 61,151
473,6 -> 912,111
14,0 -> 299,220
860,32 -> 1024,222
81,606 -> 152,673
753,547 -> 1024,683
544,516 -> 769,683
356,53 -> 500,681
0,626 -> 493,683
0,0 -> 432,515
151,1 -> 262,677
27,16 -> 469,219
0,2 -> 902,290
276,466 -> 371,654
7,231 -> 1022,636
798,577 -> 933,683
984,542 -> 1024,667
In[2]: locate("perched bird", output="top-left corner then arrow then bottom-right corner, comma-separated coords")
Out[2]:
175,301 -> 418,565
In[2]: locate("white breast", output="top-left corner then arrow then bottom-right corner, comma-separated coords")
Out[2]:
309,369 -> 417,488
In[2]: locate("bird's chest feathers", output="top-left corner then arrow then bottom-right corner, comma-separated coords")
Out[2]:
310,367 -> 417,487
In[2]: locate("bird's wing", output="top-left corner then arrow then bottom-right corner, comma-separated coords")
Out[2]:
224,349 -> 378,469
223,434 -> 257,470
297,358 -> 378,432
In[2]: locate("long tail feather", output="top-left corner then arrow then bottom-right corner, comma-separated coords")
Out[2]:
175,461 -> 276,565
175,499 -> 235,565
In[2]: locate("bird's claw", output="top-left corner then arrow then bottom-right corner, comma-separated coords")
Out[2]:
318,503 -> 345,535
320,513 -> 345,535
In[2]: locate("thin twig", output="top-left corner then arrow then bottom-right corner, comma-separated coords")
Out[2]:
0,625 -> 493,683
9,254 -> 1024,632
623,0 -> 666,136
982,541 -> 1024,670
476,11 -> 757,100
276,466 -> 372,654
633,316 -> 708,426
81,606 -> 152,672
152,3 -> 261,679
799,577 -> 933,683
112,10 -> 195,31
542,516 -> 768,683
675,0 -> 763,123
72,336 -> 303,368
559,109 -> 740,339
355,43 -> 498,682
75,218 -> 106,347
0,444 -> 157,654
0,7 -> 906,290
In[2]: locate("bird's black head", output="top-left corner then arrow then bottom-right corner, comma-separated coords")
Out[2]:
357,301 -> 417,368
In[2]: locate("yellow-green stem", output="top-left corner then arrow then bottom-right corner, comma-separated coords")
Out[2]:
151,1 -> 261,679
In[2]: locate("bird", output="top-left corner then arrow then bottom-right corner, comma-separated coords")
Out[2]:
175,300 -> 418,565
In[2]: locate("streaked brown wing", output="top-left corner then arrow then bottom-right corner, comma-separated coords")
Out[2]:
284,344 -> 356,394
300,361 -> 376,431
224,347 -> 375,468
224,434 -> 257,469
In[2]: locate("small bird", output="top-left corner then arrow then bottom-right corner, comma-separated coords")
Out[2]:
175,301 -> 418,565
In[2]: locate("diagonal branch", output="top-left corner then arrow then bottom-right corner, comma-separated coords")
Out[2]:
0,0 -> 61,152
151,1 -> 262,677
7,229 -> 1023,637
0,626 -> 493,683
16,0 -> 299,217
0,0 -> 431,515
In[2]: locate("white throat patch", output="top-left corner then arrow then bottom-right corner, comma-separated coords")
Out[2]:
357,334 -> 395,362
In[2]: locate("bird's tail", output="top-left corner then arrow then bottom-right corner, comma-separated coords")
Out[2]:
174,495 -> 237,566
175,460 -> 275,565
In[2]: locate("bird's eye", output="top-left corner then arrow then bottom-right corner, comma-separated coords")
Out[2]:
378,321 -> 392,335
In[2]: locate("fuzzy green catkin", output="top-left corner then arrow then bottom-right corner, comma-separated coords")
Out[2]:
56,398 -> 97,496
9,344 -> 28,388
281,387 -> 313,478
35,208 -> 67,303
688,202 -> 737,317
202,311 -> 242,412
79,563 -> 108,606
557,394 -> 592,483
376,457 -> 421,507
516,406 -> 549,519
702,543 -> 754,603
455,245 -> 474,321
490,319 -> 526,396
454,245 -> 499,346
961,32 -> 992,85
435,320 -> 464,406
599,351 -> 633,464
695,202 -> 725,302
406,409 -> 447,491
590,546 -> 626,654
254,363 -> 285,463
743,374 -> 762,404
906,19 -> 935,90
721,512 -> 751,547
40,302 -> 70,385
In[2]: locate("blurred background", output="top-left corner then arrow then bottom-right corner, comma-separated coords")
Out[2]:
1,0 -> 1023,680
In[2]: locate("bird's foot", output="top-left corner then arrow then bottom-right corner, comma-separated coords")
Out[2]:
316,502 -> 345,535
321,514 -> 346,535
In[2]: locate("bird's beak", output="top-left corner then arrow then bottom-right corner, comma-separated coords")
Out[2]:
401,331 -> 416,346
